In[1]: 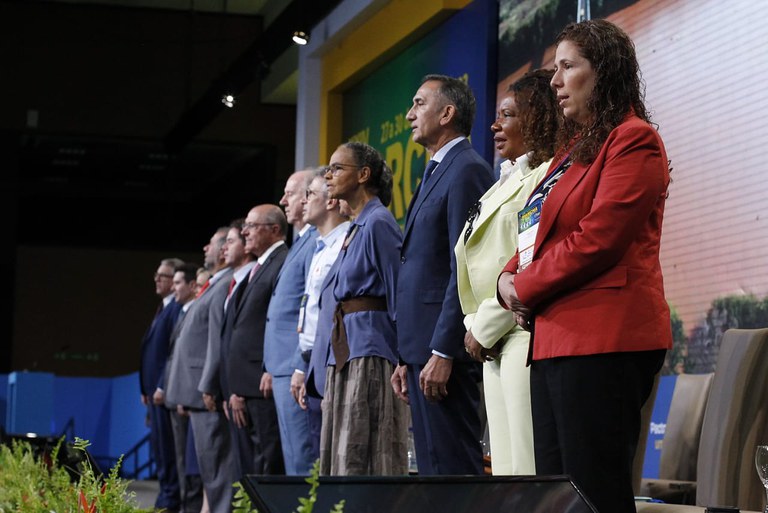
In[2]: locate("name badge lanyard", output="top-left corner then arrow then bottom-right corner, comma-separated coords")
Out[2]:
517,153 -> 572,271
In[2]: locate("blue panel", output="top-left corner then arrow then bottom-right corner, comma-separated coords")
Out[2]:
642,374 -> 677,479
52,376 -> 112,458
0,374 -> 8,431
6,371 -> 55,436
420,0 -> 499,160
110,372 -> 150,478
3,370 -> 151,477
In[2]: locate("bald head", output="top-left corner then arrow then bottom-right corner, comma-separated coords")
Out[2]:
242,204 -> 287,257
280,170 -> 314,229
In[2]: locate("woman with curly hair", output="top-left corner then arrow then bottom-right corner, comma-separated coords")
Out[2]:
319,141 -> 408,476
455,68 -> 558,475
497,19 -> 671,513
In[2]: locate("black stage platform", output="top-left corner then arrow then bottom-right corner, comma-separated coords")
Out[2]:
242,474 -> 599,513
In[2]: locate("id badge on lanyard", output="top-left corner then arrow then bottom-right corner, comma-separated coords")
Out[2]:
297,294 -> 308,333
516,151 -> 571,272
517,199 -> 542,272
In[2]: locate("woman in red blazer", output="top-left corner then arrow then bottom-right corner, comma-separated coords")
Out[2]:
497,20 -> 671,513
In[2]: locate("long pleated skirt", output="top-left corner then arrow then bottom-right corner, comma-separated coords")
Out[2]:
320,356 -> 408,475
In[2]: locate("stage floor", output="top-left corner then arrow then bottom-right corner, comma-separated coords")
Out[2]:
126,479 -> 158,510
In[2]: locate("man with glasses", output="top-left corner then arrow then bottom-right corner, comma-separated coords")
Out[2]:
221,205 -> 289,477
263,170 -> 319,475
139,257 -> 185,513
292,169 -> 350,462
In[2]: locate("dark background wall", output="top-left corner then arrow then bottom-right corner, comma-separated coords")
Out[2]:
1,0 -> 298,376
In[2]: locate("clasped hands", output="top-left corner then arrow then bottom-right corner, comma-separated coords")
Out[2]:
497,271 -> 532,331
463,330 -> 500,363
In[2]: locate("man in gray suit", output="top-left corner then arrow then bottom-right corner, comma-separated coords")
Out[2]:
222,205 -> 289,476
166,227 -> 235,513
263,169 -> 317,475
164,261 -> 203,513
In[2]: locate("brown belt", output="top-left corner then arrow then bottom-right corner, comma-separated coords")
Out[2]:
331,296 -> 387,372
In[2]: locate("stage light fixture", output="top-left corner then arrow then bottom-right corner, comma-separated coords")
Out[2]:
221,94 -> 235,108
292,30 -> 309,45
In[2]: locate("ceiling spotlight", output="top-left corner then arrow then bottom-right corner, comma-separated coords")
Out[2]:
292,30 -> 309,45
221,94 -> 235,108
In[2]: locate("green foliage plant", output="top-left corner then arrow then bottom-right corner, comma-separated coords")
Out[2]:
232,459 -> 345,513
0,436 -> 151,513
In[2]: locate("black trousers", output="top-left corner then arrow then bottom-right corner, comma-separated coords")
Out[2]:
531,349 -> 665,513
230,396 -> 285,478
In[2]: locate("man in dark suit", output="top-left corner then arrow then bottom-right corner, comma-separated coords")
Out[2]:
221,204 -> 288,477
392,74 -> 494,475
263,170 -> 317,475
165,227 -> 235,513
139,257 -> 184,512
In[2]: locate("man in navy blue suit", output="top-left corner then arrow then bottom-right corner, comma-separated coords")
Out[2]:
140,257 -> 184,511
392,74 -> 493,475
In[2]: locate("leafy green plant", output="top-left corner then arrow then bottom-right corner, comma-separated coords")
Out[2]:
0,436 -> 150,513
664,303 -> 688,375
686,294 -> 768,373
232,481 -> 255,513
0,437 -> 71,512
232,459 -> 345,513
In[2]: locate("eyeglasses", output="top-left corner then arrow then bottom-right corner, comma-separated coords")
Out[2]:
241,222 -> 276,231
324,163 -> 362,176
154,272 -> 174,280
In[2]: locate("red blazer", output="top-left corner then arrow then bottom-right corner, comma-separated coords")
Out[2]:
501,114 -> 672,360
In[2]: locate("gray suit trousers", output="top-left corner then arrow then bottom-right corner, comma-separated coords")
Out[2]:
190,409 -> 237,513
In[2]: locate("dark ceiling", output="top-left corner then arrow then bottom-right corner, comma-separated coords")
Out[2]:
2,0 -> 342,252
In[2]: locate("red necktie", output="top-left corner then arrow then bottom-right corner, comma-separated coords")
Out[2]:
226,278 -> 236,299
196,279 -> 211,298
248,262 -> 262,282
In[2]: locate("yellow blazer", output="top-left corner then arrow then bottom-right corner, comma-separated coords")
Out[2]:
454,156 -> 551,350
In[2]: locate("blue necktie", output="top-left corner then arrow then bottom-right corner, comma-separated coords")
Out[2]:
422,159 -> 438,186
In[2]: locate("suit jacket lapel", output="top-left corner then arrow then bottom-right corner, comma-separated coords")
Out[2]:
235,246 -> 283,317
468,171 -> 527,245
276,228 -> 314,283
532,159 -> 591,259
403,139 -> 469,244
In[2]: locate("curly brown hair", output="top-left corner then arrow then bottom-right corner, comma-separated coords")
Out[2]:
554,19 -> 650,164
509,68 -> 559,168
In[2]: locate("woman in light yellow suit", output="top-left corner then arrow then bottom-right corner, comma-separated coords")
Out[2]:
455,69 -> 558,475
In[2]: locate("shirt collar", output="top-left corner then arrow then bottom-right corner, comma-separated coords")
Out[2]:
210,267 -> 229,286
431,136 -> 466,163
319,221 -> 351,247
233,261 -> 256,283
499,153 -> 534,183
257,240 -> 286,265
